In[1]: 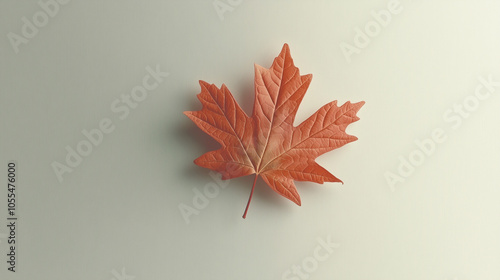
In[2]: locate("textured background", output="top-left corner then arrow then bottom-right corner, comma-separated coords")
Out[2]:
1,0 -> 500,279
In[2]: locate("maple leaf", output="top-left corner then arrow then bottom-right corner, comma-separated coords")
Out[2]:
184,44 -> 364,218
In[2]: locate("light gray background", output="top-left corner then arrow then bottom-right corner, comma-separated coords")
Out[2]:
1,0 -> 500,279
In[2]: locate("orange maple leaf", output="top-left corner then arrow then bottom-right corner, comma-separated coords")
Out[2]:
184,44 -> 364,218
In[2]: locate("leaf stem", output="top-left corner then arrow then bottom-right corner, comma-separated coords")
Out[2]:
242,174 -> 258,219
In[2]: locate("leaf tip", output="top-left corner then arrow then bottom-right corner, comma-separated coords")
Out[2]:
291,192 -> 302,206
183,111 -> 195,121
278,43 -> 292,61
302,73 -> 313,83
354,100 -> 366,111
